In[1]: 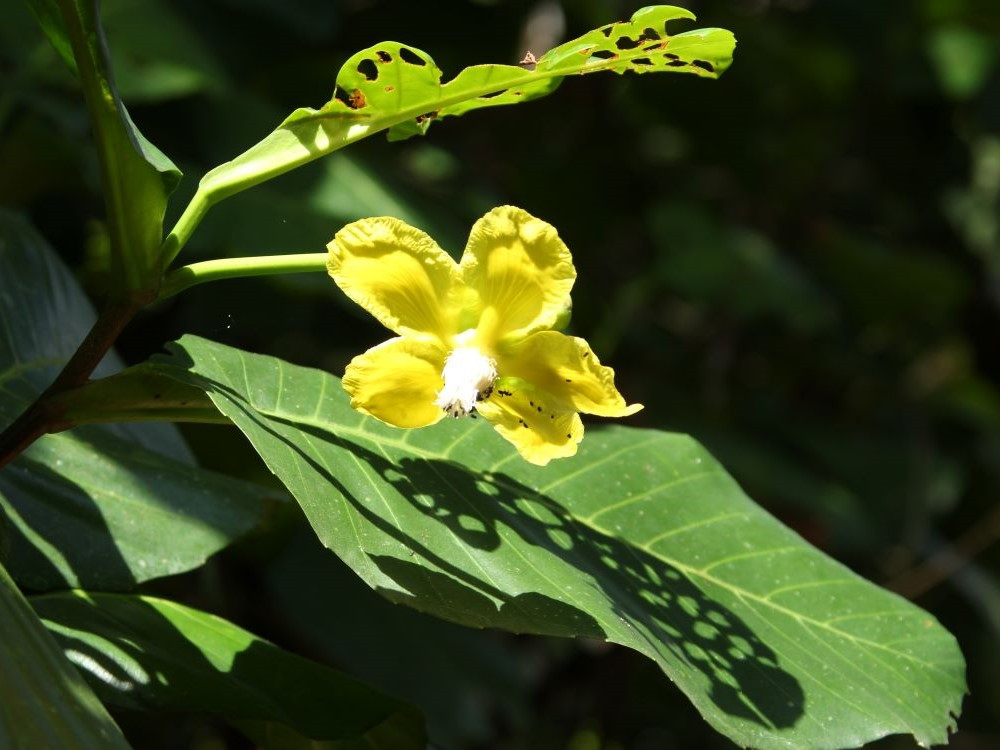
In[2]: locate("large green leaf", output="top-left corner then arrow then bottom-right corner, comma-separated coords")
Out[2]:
153,335 -> 965,750
0,563 -> 130,749
31,592 -> 425,749
0,212 -> 274,591
177,6 -> 734,237
25,0 -> 181,291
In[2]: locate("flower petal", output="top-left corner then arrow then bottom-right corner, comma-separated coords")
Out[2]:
342,337 -> 447,428
328,217 -> 460,339
497,331 -> 643,417
476,377 -> 583,466
459,206 -> 575,343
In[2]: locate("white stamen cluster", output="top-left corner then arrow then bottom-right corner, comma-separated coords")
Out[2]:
435,346 -> 498,418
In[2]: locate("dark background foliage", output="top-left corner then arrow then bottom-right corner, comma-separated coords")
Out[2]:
2,0 -> 999,747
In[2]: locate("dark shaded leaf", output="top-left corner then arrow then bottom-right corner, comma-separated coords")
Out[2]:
0,563 -> 130,749
0,212 -> 274,591
32,592 -> 425,749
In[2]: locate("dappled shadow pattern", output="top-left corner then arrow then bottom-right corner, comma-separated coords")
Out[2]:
164,353 -> 804,732
276,419 -> 805,732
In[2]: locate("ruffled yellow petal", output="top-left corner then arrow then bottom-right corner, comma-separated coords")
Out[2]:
328,217 -> 460,340
458,206 -> 575,343
475,377 -> 584,466
497,331 -> 643,417
342,337 -> 447,428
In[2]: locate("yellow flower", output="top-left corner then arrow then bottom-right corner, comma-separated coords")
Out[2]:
326,206 -> 642,465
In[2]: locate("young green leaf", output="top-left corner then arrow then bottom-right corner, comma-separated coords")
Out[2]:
0,212 -> 274,591
162,6 -> 734,267
31,592 -> 426,749
25,0 -> 181,293
152,335 -> 965,750
0,563 -> 131,749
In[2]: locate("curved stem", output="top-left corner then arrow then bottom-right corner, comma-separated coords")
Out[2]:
159,189 -> 212,272
159,253 -> 329,299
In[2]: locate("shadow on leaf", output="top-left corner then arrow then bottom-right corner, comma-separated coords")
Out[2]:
274,417 -> 805,731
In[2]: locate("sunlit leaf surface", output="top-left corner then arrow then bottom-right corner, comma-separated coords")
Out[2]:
155,335 -> 966,750
0,212 -> 274,591
32,592 -> 425,749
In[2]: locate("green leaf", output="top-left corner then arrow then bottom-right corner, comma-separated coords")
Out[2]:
181,5 -> 734,235
0,211 -> 274,591
927,25 -> 998,100
31,592 -> 425,749
648,202 -> 835,333
25,0 -> 181,292
154,334 -> 965,750
0,563 -> 131,749
102,0 -> 227,102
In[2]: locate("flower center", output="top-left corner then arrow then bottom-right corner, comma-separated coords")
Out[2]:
435,346 -> 497,418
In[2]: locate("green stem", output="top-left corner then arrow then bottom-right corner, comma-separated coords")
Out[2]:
159,253 -> 329,299
59,0 -> 131,289
159,189 -> 211,272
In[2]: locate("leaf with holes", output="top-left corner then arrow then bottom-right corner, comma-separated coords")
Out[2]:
152,335 -> 965,750
193,5 -> 735,208
31,592 -> 425,749
0,211 -> 274,591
